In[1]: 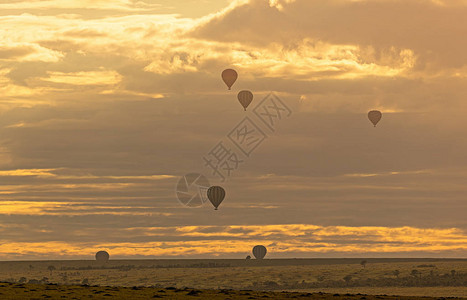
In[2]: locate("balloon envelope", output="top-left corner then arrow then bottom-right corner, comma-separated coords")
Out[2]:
368,110 -> 382,127
207,186 -> 225,210
237,90 -> 253,111
95,251 -> 109,262
221,69 -> 238,90
252,245 -> 267,259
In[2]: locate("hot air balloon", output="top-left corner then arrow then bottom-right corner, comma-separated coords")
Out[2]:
221,69 -> 238,90
252,245 -> 267,260
237,90 -> 253,111
95,251 -> 109,263
207,186 -> 225,210
368,110 -> 382,127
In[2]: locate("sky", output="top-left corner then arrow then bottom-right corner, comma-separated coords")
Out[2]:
0,0 -> 466,260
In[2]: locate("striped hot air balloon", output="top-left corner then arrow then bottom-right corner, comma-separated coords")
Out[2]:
95,251 -> 109,263
207,186 -> 225,210
237,90 -> 253,111
252,245 -> 267,259
221,69 -> 238,90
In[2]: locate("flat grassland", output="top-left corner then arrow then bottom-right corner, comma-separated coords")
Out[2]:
0,258 -> 466,298
0,283 -> 462,300
2,282 -> 463,300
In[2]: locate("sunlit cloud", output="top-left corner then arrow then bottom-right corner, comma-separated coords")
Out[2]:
0,43 -> 63,62
344,169 -> 432,178
0,168 -> 57,177
0,201 -> 174,217
0,0 -> 161,11
42,70 -> 122,86
0,224 -> 465,259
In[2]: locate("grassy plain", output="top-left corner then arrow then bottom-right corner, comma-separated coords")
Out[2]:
0,258 -> 465,298
0,282 -> 461,300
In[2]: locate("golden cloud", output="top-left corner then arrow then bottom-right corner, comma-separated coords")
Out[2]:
0,224 -> 465,258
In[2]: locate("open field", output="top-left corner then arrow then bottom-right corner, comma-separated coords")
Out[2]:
0,283 -> 464,300
0,259 -> 466,297
291,288 -> 466,298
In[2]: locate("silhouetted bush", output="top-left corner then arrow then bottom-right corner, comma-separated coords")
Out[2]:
47,265 -> 56,276
27,279 -> 41,284
343,275 -> 353,283
360,260 -> 367,268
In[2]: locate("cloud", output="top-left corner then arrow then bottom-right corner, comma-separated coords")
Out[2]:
0,224 -> 465,259
42,70 -> 122,86
194,0 -> 467,69
0,43 -> 63,62
0,168 -> 56,177
0,0 -> 161,12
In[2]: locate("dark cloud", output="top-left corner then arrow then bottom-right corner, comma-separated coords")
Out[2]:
0,46 -> 35,59
194,0 -> 467,69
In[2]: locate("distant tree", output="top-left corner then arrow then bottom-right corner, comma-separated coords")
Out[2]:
47,265 -> 56,276
360,260 -> 367,268
317,275 -> 325,282
246,255 -> 251,260
451,270 -> 456,277
343,275 -> 353,283
29,265 -> 33,271
392,270 -> 400,278
18,277 -> 27,283
81,278 -> 89,285
60,272 -> 68,283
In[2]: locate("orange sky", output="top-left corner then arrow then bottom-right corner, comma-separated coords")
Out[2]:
0,0 -> 466,260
